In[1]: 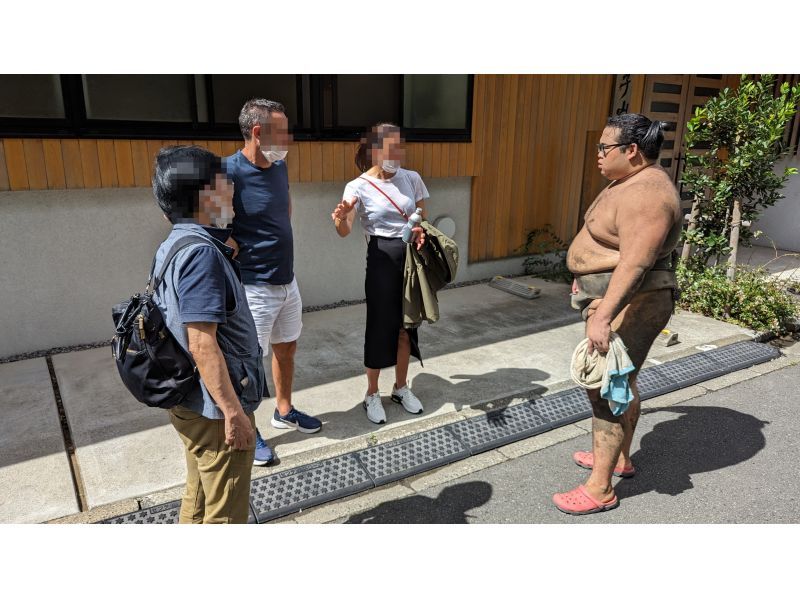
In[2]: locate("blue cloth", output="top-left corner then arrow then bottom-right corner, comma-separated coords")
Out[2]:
600,362 -> 636,416
176,242 -> 235,325
152,223 -> 268,419
226,151 -> 294,285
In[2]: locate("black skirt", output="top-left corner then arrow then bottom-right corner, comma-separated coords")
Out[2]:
364,235 -> 421,369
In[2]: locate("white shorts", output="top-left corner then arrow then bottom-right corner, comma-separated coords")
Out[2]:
244,277 -> 303,349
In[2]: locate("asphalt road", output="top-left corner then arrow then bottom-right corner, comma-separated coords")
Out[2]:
340,364 -> 800,524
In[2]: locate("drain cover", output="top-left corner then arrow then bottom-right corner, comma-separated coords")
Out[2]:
636,366 -> 681,399
532,387 -> 592,426
447,402 -> 550,455
653,350 -> 724,388
706,341 -> 780,370
489,276 -> 541,299
356,427 -> 469,486
250,453 -> 373,523
101,500 -> 181,524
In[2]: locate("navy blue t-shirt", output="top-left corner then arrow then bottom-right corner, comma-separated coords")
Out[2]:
176,228 -> 237,324
226,151 -> 294,285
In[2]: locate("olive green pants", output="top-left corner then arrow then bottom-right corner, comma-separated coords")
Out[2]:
169,404 -> 255,524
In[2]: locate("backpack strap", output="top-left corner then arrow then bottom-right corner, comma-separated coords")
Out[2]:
359,176 -> 408,220
147,235 -> 214,292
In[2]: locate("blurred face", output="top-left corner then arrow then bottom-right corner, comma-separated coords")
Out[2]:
597,126 -> 635,180
256,111 -> 292,151
370,130 -> 405,167
198,173 -> 234,227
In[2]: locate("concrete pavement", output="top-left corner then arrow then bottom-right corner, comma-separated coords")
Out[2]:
0,358 -> 78,523
0,275 -> 759,522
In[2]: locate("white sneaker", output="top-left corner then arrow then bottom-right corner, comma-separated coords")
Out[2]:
391,384 -> 424,414
364,392 -> 386,424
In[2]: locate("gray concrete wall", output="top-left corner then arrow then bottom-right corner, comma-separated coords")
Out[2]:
0,177 -> 526,358
752,155 -> 800,251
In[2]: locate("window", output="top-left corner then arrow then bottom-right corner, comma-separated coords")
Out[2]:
210,75 -> 302,128
326,74 -> 401,129
0,74 -> 473,142
82,75 -> 194,122
0,75 -> 65,118
403,74 -> 470,130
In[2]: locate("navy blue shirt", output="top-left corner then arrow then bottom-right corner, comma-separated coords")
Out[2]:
226,151 -> 294,285
176,227 -> 237,324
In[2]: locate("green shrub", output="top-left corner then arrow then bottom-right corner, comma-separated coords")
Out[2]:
676,261 -> 798,334
520,225 -> 572,283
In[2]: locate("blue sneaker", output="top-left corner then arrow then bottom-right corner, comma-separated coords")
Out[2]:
271,407 -> 322,434
253,428 -> 275,466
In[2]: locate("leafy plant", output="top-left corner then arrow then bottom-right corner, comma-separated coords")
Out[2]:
520,225 -> 572,283
681,74 -> 800,279
676,261 -> 799,334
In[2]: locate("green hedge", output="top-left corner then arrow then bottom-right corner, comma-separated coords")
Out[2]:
676,262 -> 798,334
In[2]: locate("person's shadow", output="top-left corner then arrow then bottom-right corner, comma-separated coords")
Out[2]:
266,367 -> 550,452
614,406 -> 769,500
345,481 -> 493,524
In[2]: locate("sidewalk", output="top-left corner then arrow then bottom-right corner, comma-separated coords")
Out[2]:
0,275 -> 756,523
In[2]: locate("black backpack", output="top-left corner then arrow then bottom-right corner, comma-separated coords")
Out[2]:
112,235 -> 211,408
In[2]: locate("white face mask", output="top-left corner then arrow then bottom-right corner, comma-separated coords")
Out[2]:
213,204 -> 234,229
381,159 -> 400,173
261,147 -> 288,163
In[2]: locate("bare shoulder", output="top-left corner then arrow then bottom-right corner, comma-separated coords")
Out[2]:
621,168 -> 680,215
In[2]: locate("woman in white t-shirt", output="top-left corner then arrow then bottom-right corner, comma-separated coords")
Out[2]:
331,123 -> 428,425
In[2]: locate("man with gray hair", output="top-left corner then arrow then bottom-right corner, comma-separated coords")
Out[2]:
225,99 -> 322,466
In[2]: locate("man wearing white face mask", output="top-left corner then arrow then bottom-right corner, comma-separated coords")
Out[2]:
225,99 -> 322,466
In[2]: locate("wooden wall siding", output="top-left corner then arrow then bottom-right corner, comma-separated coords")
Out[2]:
467,74 -> 614,263
0,138 -> 480,192
1,74 -> 614,264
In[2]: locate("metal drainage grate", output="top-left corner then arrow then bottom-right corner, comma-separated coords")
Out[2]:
446,402 -> 550,455
100,341 -> 780,524
101,500 -> 182,524
706,341 -> 781,371
488,276 -> 541,299
648,341 -> 780,390
250,453 -> 373,524
356,427 -> 469,487
636,366 -> 682,400
532,386 -> 593,426
652,350 -> 724,389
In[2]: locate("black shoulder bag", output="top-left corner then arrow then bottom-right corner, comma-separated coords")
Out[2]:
111,235 -> 211,409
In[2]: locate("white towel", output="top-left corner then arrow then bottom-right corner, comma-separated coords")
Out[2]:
570,332 -> 636,415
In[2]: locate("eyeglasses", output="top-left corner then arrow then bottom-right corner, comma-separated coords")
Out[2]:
596,143 -> 629,157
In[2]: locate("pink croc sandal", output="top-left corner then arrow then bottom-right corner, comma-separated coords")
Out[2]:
573,451 -> 636,478
552,485 -> 619,515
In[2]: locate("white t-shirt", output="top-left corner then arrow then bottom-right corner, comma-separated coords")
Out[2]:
342,168 -> 429,238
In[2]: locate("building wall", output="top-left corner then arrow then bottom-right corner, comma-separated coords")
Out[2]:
468,74 -> 615,261
0,75 -> 619,266
0,178 -> 526,358
0,74 -> 625,357
752,155 -> 800,252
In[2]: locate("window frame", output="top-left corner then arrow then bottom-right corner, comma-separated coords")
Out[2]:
0,74 -> 474,143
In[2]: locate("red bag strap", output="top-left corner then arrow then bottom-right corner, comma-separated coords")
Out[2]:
359,176 -> 408,221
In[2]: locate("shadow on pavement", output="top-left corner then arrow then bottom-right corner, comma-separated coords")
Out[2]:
345,481 -> 493,524
614,405 -> 769,500
267,367 -> 549,451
